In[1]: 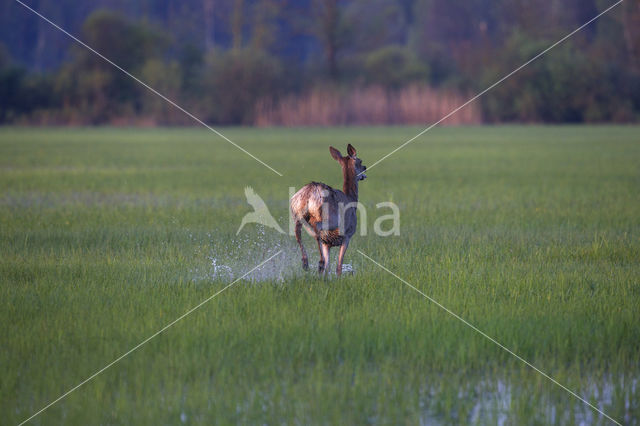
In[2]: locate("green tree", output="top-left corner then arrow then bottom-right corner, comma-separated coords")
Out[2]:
313,0 -> 352,79
250,0 -> 281,51
0,44 -> 57,123
179,43 -> 205,97
482,33 -> 634,122
203,48 -> 282,124
56,10 -> 170,123
364,46 -> 428,89
140,59 -> 183,123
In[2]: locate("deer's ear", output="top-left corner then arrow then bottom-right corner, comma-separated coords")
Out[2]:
329,146 -> 343,161
347,144 -> 356,157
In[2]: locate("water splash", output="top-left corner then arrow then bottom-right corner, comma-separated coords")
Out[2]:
188,222 -> 301,283
187,217 -> 360,283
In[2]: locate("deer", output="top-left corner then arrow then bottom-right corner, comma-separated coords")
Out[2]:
290,144 -> 367,276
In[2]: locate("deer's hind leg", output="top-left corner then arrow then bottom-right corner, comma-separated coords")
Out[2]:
294,220 -> 309,270
311,223 -> 328,273
315,236 -> 325,272
319,242 -> 330,275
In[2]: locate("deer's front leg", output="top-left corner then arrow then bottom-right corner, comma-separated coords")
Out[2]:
336,238 -> 350,276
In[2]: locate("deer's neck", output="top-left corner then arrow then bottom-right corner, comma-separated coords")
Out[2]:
342,169 -> 358,201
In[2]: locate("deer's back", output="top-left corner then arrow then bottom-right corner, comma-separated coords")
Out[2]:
290,182 -> 332,223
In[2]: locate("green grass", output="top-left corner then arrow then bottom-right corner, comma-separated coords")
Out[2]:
1,126 -> 639,425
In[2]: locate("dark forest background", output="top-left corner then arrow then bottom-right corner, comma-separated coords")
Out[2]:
1,0 -> 639,125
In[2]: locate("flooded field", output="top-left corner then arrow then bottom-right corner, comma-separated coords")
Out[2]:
1,126 -> 638,424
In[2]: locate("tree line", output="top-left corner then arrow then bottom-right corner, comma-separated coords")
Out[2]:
1,0 -> 638,125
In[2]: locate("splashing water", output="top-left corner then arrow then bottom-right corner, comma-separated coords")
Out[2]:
188,220 -> 357,283
188,222 -> 301,283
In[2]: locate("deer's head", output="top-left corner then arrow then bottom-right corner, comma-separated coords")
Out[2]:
330,144 -> 367,181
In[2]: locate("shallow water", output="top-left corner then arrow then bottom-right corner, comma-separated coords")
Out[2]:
418,375 -> 638,425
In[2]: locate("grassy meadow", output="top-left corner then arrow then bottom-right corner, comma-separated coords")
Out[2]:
1,126 -> 639,424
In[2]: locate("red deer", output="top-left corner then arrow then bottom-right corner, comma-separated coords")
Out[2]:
290,144 -> 367,276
